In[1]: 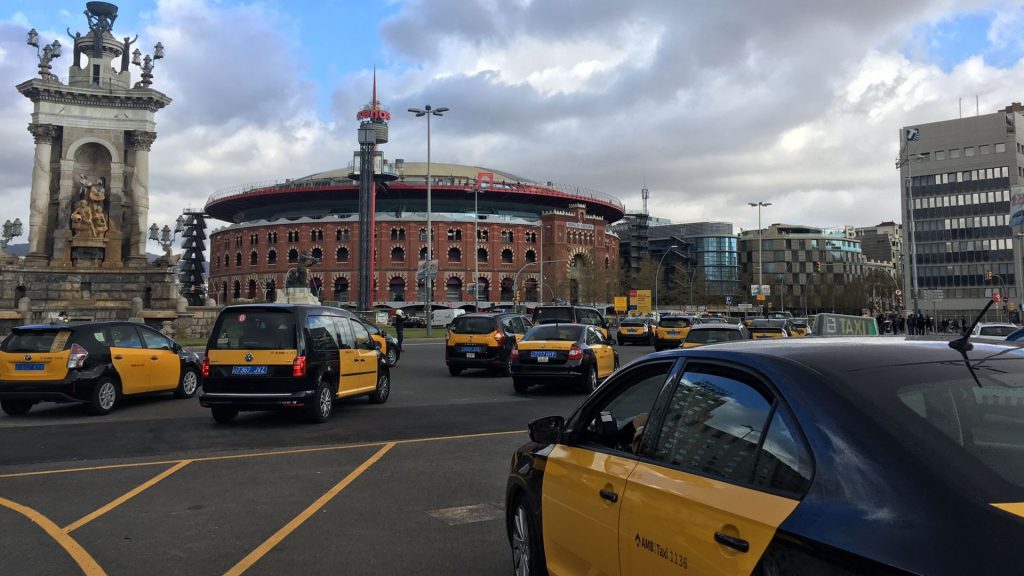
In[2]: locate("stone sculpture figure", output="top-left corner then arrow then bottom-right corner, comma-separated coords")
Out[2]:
285,250 -> 321,288
70,175 -> 110,239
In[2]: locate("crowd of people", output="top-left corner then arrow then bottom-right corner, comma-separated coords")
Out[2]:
875,312 -> 970,335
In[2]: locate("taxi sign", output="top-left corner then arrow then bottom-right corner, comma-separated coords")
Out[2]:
813,313 -> 880,336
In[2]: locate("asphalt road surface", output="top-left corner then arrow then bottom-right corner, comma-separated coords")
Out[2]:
0,339 -> 655,576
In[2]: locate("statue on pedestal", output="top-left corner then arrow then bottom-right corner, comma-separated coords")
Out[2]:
285,250 -> 321,288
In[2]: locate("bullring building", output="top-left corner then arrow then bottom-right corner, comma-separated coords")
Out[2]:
204,162 -> 623,307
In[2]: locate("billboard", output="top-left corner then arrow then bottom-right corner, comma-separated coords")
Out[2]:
614,296 -> 628,313
1011,186 -> 1024,229
634,290 -> 652,313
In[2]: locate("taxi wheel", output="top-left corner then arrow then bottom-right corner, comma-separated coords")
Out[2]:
174,368 -> 199,399
578,365 -> 598,394
512,377 -> 530,394
211,406 -> 238,424
510,496 -> 545,576
502,356 -> 513,377
306,377 -> 333,423
369,370 -> 390,404
386,347 -> 399,367
86,378 -> 118,415
448,365 -> 463,376
1,400 -> 32,416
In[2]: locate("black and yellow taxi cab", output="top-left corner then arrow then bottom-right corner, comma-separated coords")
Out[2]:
445,313 -> 532,376
748,318 -> 791,339
532,305 -> 611,340
510,323 -> 618,394
789,318 -> 812,337
359,319 -> 401,367
680,322 -> 750,348
615,318 -> 652,346
200,304 -> 390,424
504,336 -> 1024,575
651,315 -> 693,350
0,321 -> 201,416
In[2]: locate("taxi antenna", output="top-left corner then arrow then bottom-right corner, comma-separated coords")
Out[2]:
949,300 -> 994,387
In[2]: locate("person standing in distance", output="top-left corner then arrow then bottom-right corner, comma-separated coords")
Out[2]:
394,309 -> 406,352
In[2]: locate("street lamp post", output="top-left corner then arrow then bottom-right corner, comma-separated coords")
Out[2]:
514,259 -> 569,312
748,202 -> 771,314
468,187 -> 483,307
1016,232 -> 1024,320
654,245 -> 679,312
148,215 -> 185,257
408,104 -> 449,336
539,224 -> 552,303
1,218 -> 24,250
902,152 -> 926,314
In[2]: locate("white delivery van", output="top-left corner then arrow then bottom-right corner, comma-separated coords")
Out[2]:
430,308 -> 466,327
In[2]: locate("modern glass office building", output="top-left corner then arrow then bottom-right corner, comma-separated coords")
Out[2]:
649,222 -> 740,297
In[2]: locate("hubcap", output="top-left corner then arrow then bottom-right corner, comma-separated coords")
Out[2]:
319,386 -> 332,417
378,373 -> 390,398
182,371 -> 198,395
512,504 -> 530,576
388,349 -> 397,365
589,368 -> 597,390
98,382 -> 116,410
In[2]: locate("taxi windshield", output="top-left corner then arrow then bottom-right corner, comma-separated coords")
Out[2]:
686,328 -> 746,344
658,317 -> 690,328
450,316 -> 496,334
534,308 -> 574,324
210,310 -> 296,350
850,357 -> 1024,499
524,325 -> 582,342
2,329 -> 71,353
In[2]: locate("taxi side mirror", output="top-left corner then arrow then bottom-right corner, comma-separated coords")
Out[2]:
528,415 -> 565,444
373,340 -> 383,350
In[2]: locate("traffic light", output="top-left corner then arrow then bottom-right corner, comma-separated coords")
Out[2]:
813,261 -> 821,272
515,289 -> 521,302
896,294 -> 903,307
986,270 -> 993,281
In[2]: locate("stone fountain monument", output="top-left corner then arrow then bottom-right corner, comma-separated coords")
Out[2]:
0,2 -> 183,329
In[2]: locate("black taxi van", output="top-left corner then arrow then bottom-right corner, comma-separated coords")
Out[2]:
532,305 -> 611,340
200,304 -> 390,424
445,312 -> 532,376
0,321 -> 201,416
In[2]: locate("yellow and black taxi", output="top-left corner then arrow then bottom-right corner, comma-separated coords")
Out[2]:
533,305 -> 611,340
651,315 -> 693,350
789,318 -> 812,337
615,318 -> 652,346
445,313 -> 532,376
0,321 -> 201,416
359,319 -> 401,367
200,304 -> 390,424
680,322 -> 750,348
510,323 -> 618,394
505,337 -> 1024,575
748,318 -> 791,339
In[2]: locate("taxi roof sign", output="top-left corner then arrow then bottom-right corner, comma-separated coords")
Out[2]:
813,313 -> 880,336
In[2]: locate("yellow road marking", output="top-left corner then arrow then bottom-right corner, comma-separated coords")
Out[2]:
0,496 -> 106,575
223,442 -> 396,576
63,460 -> 192,534
0,429 -> 526,479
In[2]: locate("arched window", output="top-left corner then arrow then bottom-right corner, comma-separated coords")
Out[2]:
221,282 -> 228,303
232,281 -> 241,299
311,229 -> 323,241
478,229 -> 489,241
250,232 -> 258,245
268,249 -> 277,265
266,279 -> 277,302
267,231 -> 277,244
605,256 -> 610,269
336,247 -> 349,262
311,247 -> 323,260
288,248 -> 299,263
525,249 -> 536,263
419,228 -> 427,241
247,279 -> 257,299
224,254 -> 230,268
500,277 -> 514,301
525,278 -> 539,302
333,277 -> 349,301
447,228 -> 462,241
476,277 -> 489,301
235,252 -> 242,266
391,247 -> 405,262
389,277 -> 406,301
250,251 -> 258,266
501,248 -> 513,263
309,277 -> 323,299
478,248 -> 488,262
446,277 -> 463,301
420,247 -> 428,261
448,247 -> 461,262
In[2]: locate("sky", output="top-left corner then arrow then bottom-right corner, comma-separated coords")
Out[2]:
4,0 -> 1024,254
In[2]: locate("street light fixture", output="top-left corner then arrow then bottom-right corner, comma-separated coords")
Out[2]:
149,219 -> 184,257
539,224 -> 552,303
1,218 -> 24,249
654,245 -> 679,312
408,104 -> 448,336
748,202 -> 771,312
468,186 -> 484,306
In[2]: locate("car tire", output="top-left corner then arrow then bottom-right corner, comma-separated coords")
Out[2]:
86,378 -> 118,415
386,346 -> 399,367
0,399 -> 32,416
448,365 -> 463,377
578,364 -> 598,394
512,377 -> 530,394
211,406 -> 238,424
510,495 -> 546,576
306,376 -> 334,423
369,369 -> 390,404
174,367 -> 200,399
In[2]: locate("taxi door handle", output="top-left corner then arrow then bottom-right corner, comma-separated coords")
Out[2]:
150,356 -> 159,360
714,532 -> 749,553
599,489 -> 618,503
113,355 -> 123,360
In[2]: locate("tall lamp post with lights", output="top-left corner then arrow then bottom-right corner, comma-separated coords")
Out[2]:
748,202 -> 771,313
654,244 -> 680,312
408,104 -> 448,336
148,215 -> 185,258
1,219 -> 24,258
468,186 -> 484,306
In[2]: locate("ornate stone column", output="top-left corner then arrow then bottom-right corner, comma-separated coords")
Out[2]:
127,130 -> 156,266
26,123 -> 58,261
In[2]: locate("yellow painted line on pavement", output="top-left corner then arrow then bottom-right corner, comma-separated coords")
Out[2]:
0,429 -> 527,480
224,442 -> 397,576
63,460 -> 192,534
0,496 -> 106,575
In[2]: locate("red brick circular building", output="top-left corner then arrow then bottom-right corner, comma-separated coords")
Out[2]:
206,162 -> 623,308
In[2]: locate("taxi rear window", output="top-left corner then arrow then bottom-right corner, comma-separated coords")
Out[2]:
686,329 -> 746,344
980,325 -> 1017,337
210,310 -> 296,350
450,316 -> 496,334
659,317 -> 691,328
534,308 -> 574,324
524,325 -> 583,342
2,330 -> 72,353
619,321 -> 645,328
850,358 -> 1024,499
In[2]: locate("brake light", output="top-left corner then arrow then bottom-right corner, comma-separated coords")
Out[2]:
67,343 -> 88,369
568,345 -> 583,361
492,330 -> 504,344
510,347 -> 519,361
201,357 -> 210,378
292,355 -> 307,378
